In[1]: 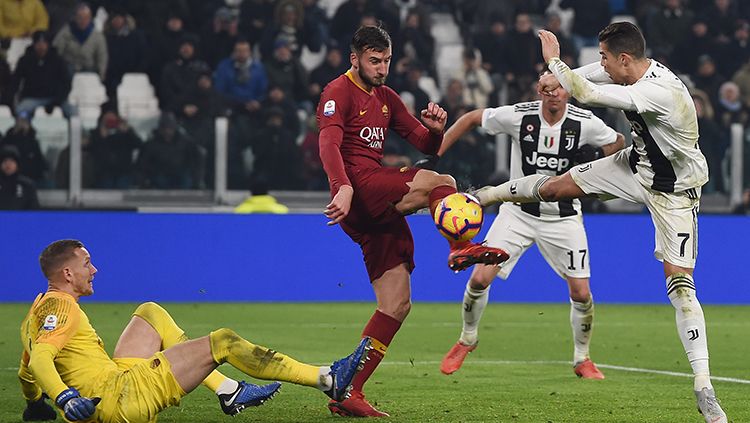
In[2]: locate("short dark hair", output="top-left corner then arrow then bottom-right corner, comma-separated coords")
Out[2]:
351,25 -> 391,54
39,240 -> 84,279
598,22 -> 645,59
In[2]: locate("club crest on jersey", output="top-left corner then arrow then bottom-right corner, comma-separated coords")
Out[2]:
43,315 -> 58,330
543,136 -> 555,148
382,104 -> 389,117
564,134 -> 576,150
323,100 -> 336,116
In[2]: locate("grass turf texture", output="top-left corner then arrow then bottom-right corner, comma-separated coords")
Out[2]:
1,303 -> 747,422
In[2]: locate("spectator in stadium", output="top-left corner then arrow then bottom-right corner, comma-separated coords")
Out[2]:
263,39 -> 310,106
234,177 -> 290,213
302,0 -> 330,48
299,115 -> 328,190
55,130 -> 95,189
159,35 -> 210,110
392,59 -> 431,114
716,81 -> 749,129
250,106 -> 304,190
1,111 -> 47,183
454,48 -> 493,109
330,0 -> 398,48
200,6 -> 239,69
692,90 -> 727,194
11,31 -> 74,118
259,0 -> 323,60
149,12 -> 192,89
393,8 -> 435,75
0,0 -> 48,39
239,0 -> 275,45
0,145 -> 39,210
504,13 -> 544,103
89,109 -> 142,189
693,55 -> 725,110
544,13 -> 577,66
213,38 -> 268,119
0,56 -> 11,106
309,41 -> 348,106
702,0 -> 737,44
18,239 -> 371,422
137,112 -> 202,189
261,84 -> 301,137
174,71 -> 226,188
731,58 -> 750,107
559,0 -> 612,51
103,8 -> 148,101
44,0 -> 77,38
53,2 -> 108,80
439,78 -> 468,125
719,20 -> 750,77
473,15 -> 509,79
670,19 -> 715,76
646,0 -> 694,59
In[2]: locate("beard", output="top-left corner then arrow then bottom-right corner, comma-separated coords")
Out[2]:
358,67 -> 386,87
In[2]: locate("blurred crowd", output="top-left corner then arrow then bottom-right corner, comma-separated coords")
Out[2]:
1,0 -> 750,209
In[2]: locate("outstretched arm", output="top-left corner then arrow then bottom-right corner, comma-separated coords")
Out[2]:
438,109 -> 484,156
539,30 -> 638,111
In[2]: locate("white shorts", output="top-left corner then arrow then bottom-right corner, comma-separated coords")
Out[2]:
484,203 -> 591,280
570,147 -> 700,268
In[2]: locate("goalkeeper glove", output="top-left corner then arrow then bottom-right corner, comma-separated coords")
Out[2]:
414,154 -> 440,170
22,393 -> 57,421
574,144 -> 604,164
55,388 -> 100,421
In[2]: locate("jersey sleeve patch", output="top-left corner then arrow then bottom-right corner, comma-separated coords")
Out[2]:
323,100 -> 336,116
42,315 -> 58,330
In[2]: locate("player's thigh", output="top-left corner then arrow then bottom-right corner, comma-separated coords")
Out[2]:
569,148 -> 646,204
349,166 -> 420,220
645,189 -> 700,269
535,215 -> 591,279
341,216 -> 415,283
114,315 -> 162,359
484,204 -> 535,280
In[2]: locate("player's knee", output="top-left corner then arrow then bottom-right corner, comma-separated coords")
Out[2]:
469,273 -> 493,289
569,287 -> 591,303
133,301 -> 167,324
211,328 -> 241,348
437,173 -> 457,189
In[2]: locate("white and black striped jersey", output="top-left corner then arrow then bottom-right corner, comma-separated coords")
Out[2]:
482,101 -> 617,218
550,59 -> 709,193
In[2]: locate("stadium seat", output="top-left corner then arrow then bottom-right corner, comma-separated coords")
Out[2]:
117,73 -> 160,120
0,105 -> 14,134
578,47 -> 601,67
68,72 -> 108,128
6,37 -> 32,71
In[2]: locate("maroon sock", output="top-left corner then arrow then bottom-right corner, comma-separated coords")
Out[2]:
351,310 -> 402,392
428,185 -> 457,217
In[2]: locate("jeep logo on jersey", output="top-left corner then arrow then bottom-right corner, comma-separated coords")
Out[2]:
359,126 -> 386,149
525,151 -> 570,171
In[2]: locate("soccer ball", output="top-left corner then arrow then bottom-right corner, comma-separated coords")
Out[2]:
434,193 -> 484,242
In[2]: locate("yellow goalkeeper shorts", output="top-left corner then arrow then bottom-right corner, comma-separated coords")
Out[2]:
90,352 -> 186,423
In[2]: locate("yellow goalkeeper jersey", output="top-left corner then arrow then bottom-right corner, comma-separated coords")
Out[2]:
20,291 -> 118,399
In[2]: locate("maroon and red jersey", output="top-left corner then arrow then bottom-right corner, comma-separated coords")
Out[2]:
316,70 -> 441,194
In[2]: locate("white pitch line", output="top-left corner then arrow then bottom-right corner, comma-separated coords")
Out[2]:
4,360 -> 750,385
379,360 -> 750,385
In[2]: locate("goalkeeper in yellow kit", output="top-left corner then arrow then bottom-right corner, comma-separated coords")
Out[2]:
19,239 -> 371,422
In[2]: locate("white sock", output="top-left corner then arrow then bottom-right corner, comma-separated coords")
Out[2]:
215,378 -> 239,395
459,281 -> 490,345
475,174 -> 550,206
570,296 -> 594,365
666,273 -> 712,391
317,366 -> 333,391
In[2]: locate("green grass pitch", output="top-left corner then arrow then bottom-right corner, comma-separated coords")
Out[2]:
1,303 -> 748,422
